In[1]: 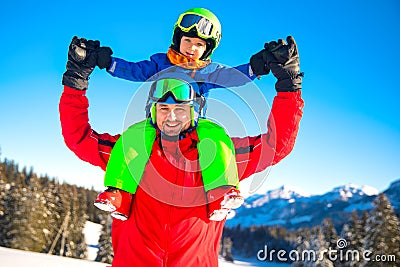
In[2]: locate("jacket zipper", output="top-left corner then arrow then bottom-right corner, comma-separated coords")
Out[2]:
163,148 -> 182,266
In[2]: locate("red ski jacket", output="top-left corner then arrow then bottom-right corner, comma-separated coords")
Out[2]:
59,86 -> 304,267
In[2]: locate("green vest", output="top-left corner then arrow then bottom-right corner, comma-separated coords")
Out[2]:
104,118 -> 238,193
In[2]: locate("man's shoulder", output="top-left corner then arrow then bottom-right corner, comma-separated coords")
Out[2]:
197,119 -> 227,133
124,118 -> 153,132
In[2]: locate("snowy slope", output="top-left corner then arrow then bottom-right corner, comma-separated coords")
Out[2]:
0,246 -> 287,267
0,246 -> 108,267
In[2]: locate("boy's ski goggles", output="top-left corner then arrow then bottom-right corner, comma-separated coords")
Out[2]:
150,78 -> 195,103
177,13 -> 220,41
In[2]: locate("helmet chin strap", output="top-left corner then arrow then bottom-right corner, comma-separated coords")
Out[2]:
191,107 -> 198,127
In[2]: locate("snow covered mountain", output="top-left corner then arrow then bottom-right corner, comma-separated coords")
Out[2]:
318,183 -> 378,202
226,179 -> 399,230
383,179 -> 400,210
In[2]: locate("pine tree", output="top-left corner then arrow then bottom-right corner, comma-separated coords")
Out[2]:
0,160 -> 27,248
0,172 -> 31,249
221,236 -> 234,262
0,180 -> 17,247
291,226 -> 334,267
0,158 -> 6,237
0,157 -> 96,259
23,174 -> 51,252
321,218 -> 338,266
44,180 -> 66,255
63,185 -> 88,259
310,226 -> 334,267
291,228 -> 311,267
47,184 -> 88,259
86,187 -> 102,223
4,159 -> 16,182
363,194 -> 400,267
340,211 -> 368,267
14,174 -> 43,251
95,214 -> 113,264
44,180 -> 70,255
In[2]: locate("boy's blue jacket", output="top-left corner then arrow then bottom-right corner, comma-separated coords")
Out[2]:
107,53 -> 256,97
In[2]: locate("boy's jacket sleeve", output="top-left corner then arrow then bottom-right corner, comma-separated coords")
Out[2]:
107,54 -> 169,82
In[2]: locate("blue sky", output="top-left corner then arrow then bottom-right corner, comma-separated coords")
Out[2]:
0,0 -> 399,195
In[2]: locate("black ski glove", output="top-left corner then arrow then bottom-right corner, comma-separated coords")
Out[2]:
97,46 -> 113,69
62,36 -> 100,90
263,36 -> 303,92
250,49 -> 270,76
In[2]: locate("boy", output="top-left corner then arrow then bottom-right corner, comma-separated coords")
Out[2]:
95,7 -> 267,115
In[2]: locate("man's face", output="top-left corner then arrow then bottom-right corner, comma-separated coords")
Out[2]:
156,103 -> 192,136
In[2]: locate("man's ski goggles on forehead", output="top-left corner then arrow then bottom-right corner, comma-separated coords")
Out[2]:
177,13 -> 219,41
150,78 -> 195,103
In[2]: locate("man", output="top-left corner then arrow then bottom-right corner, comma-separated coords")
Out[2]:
99,75 -> 246,222
59,36 -> 304,266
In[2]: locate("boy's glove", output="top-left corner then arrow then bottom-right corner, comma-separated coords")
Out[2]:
62,36 -> 99,90
250,49 -> 270,76
264,36 -> 303,92
97,46 -> 113,69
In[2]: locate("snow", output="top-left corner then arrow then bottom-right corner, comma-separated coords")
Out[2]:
0,222 -> 107,266
0,246 -> 108,267
83,221 -> 103,260
320,183 -> 379,202
219,256 -> 290,266
0,246 -> 289,266
360,185 -> 379,196
250,185 -> 310,207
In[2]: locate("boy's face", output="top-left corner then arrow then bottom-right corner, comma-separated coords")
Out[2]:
179,36 -> 207,60
156,103 -> 192,136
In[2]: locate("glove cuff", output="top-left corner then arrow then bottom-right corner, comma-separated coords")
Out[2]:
275,74 -> 303,92
97,47 -> 113,70
62,72 -> 88,90
250,50 -> 270,76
